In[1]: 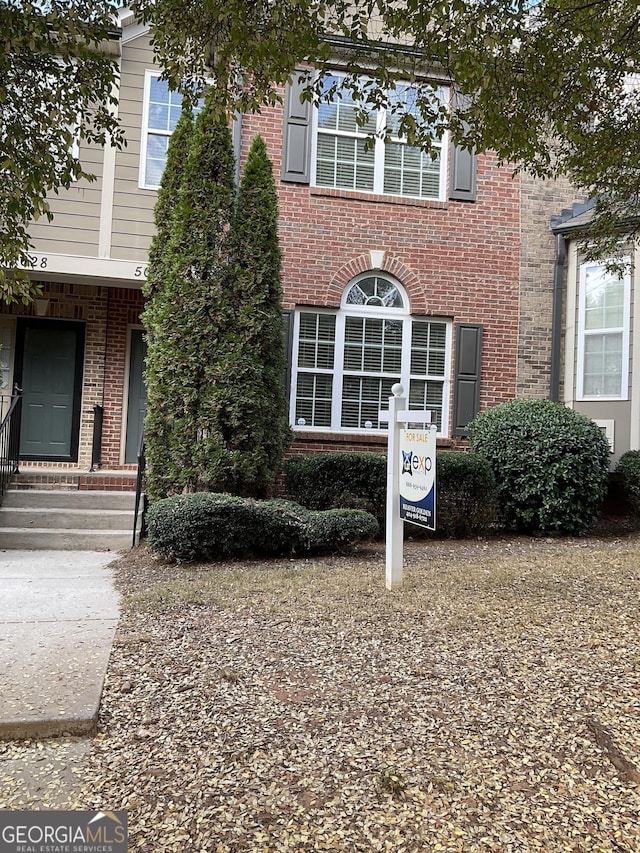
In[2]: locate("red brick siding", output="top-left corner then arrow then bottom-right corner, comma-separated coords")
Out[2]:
242,101 -> 521,434
101,288 -> 145,468
0,282 -> 144,471
6,92 -> 524,470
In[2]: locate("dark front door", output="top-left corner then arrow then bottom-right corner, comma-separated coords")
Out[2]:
16,320 -> 85,461
124,328 -> 147,463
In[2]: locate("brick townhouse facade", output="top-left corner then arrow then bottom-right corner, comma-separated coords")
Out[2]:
0,9 -> 583,482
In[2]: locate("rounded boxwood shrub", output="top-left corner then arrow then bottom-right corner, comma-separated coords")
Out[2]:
146,492 -> 379,562
305,508 -> 380,549
469,399 -> 610,535
614,450 -> 640,517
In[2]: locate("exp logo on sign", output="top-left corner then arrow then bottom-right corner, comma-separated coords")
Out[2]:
401,449 -> 433,476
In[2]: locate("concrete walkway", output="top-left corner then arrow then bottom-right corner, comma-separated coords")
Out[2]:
0,551 -> 120,740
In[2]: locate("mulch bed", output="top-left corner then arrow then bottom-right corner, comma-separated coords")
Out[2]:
3,529 -> 640,851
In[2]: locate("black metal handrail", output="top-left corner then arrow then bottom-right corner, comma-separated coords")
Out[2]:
0,391 -> 22,504
132,429 -> 146,547
91,404 -> 104,470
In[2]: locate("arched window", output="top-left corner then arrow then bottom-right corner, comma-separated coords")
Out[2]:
291,274 -> 452,433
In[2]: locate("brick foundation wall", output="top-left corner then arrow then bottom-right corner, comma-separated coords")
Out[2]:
287,432 -> 461,456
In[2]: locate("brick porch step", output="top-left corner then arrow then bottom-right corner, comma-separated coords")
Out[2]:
10,470 -> 138,492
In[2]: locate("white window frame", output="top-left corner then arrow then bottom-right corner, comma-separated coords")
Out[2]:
577,259 -> 631,401
290,275 -> 452,435
139,70 -> 183,190
310,73 -> 448,202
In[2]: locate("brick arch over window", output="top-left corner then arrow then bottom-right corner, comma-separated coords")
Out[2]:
325,254 -> 427,313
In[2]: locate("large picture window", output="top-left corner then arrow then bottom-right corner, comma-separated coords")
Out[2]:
312,75 -> 447,201
577,260 -> 630,400
291,275 -> 451,433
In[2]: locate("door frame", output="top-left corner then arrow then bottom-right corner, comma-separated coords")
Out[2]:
121,324 -> 147,465
14,318 -> 86,463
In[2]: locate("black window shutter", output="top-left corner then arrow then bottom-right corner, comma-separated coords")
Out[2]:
282,73 -> 311,183
452,323 -> 482,435
449,141 -> 477,201
282,310 -> 293,399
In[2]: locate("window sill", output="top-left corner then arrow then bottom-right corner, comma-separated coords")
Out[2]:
309,186 -> 448,209
576,396 -> 628,403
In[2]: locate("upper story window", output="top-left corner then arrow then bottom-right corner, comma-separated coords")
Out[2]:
139,71 -> 184,189
290,274 -> 451,434
577,260 -> 630,400
312,75 -> 447,201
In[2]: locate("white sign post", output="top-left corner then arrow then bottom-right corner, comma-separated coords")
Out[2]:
379,383 -> 435,590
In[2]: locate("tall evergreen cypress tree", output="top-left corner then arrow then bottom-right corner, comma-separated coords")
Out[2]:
143,90 -> 235,499
144,102 -> 194,300
200,133 -> 292,497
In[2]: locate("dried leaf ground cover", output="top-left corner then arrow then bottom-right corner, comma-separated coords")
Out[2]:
3,534 -> 640,852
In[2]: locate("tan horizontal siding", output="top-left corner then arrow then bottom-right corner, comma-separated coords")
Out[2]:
111,219 -> 155,241
28,224 -> 100,256
114,150 -> 145,171
109,231 -> 153,260
46,186 -> 103,212
78,138 -> 105,171
111,214 -> 155,242
113,190 -> 156,212
28,130 -> 105,257
110,32 -> 158,264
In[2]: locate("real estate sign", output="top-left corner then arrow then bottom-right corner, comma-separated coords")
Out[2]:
399,425 -> 437,531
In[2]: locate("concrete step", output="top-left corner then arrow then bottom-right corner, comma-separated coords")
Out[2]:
0,528 -> 134,551
2,489 -> 137,511
0,507 -> 135,530
0,488 -> 143,551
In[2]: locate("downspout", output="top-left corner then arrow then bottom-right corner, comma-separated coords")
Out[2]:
232,108 -> 243,186
549,230 -> 566,402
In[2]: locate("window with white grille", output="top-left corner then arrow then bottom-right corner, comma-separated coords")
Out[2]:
312,75 -> 447,201
291,275 -> 451,433
139,71 -> 184,189
577,260 -> 630,400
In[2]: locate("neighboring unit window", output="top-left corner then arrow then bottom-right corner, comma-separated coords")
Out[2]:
577,260 -> 630,400
313,75 -> 447,200
291,275 -> 451,433
140,71 -> 184,189
0,318 -> 15,421
0,324 -> 12,391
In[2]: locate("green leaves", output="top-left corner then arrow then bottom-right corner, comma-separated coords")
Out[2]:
469,399 -> 611,535
146,491 -> 378,561
139,0 -> 640,258
144,105 -> 291,500
0,1 -> 123,301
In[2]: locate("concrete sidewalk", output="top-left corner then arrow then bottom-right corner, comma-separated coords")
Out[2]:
0,551 -> 120,740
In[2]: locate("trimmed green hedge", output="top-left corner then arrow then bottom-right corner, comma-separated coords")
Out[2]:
284,450 -> 497,538
433,451 -> 497,537
284,452 -> 386,520
146,492 -> 379,561
469,399 -> 610,535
